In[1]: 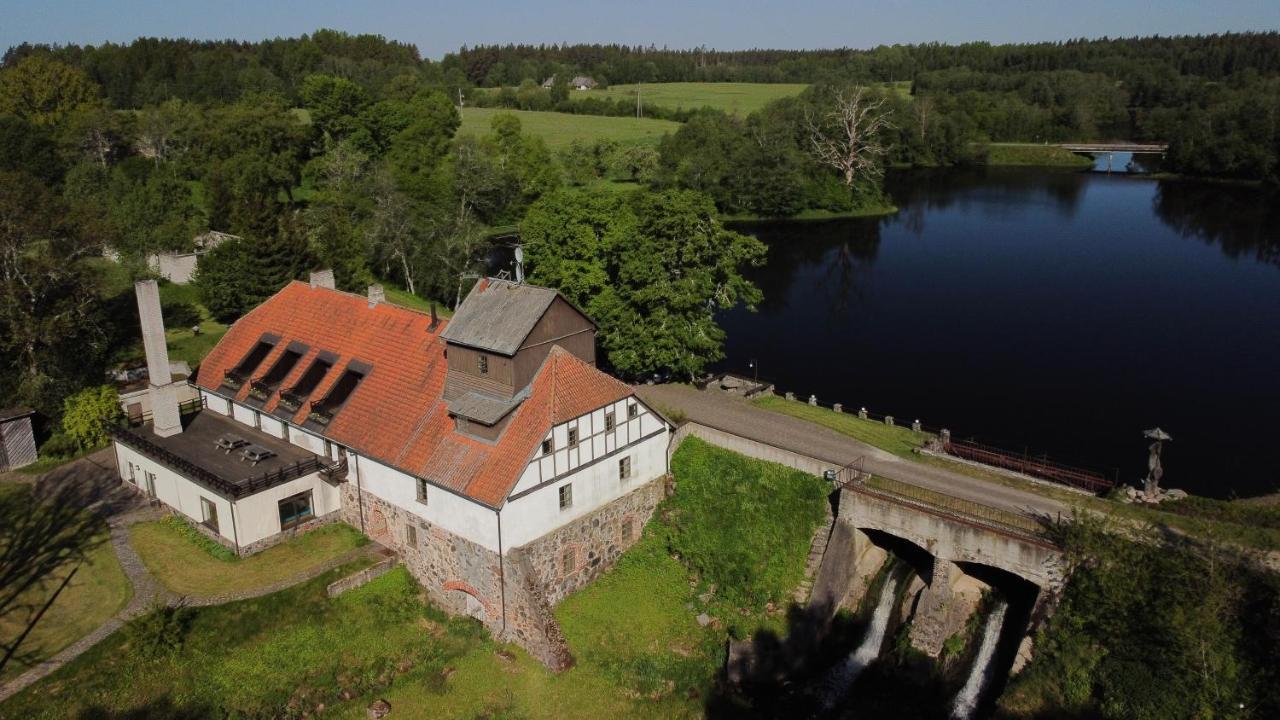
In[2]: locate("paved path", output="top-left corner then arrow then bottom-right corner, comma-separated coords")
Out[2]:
637,384 -> 1070,519
0,453 -> 382,704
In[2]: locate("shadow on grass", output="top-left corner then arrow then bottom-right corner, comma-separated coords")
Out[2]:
74,696 -> 213,720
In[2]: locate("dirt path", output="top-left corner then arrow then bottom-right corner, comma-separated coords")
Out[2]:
637,384 -> 1069,518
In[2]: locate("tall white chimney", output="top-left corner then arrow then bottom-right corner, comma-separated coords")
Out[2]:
135,280 -> 183,438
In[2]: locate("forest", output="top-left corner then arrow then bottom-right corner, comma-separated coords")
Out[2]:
2,30 -> 1278,432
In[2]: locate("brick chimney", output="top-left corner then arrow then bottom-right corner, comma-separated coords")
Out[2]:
367,284 -> 385,307
309,269 -> 335,290
134,280 -> 183,437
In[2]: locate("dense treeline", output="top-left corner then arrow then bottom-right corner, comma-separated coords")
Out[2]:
6,31 -> 1279,180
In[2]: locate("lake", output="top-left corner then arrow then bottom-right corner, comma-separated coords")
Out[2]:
719,167 -> 1280,498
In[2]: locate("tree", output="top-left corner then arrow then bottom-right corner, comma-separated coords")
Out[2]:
805,86 -> 895,186
0,172 -> 110,415
61,385 -> 123,450
523,187 -> 765,379
299,74 -> 371,144
0,54 -> 99,126
194,237 -> 257,321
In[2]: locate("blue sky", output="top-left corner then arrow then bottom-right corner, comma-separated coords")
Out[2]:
3,1 -> 1278,59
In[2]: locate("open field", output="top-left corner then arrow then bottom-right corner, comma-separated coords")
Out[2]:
129,520 -> 367,597
459,107 -> 680,149
584,82 -> 809,115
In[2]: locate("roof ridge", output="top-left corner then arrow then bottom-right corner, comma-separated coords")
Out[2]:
293,280 -> 448,326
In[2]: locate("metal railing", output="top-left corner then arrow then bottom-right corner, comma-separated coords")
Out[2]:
110,423 -> 348,499
758,387 -> 1115,494
125,397 -> 205,428
849,474 -> 1049,539
944,438 -> 1113,493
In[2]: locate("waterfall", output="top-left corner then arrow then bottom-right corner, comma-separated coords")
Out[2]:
818,574 -> 899,709
950,600 -> 1009,720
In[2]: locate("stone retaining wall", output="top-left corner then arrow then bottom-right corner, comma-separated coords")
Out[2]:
326,556 -> 398,597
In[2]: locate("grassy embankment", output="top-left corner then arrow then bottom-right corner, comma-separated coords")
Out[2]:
129,518 -> 368,597
2,438 -> 827,718
977,142 -> 1094,168
0,484 -> 132,682
752,393 -> 1280,551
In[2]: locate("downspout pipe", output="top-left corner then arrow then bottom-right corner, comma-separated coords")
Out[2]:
496,506 -> 507,635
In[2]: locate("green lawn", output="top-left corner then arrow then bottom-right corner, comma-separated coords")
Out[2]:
4,441 -> 825,718
978,143 -> 1094,168
752,394 -> 932,458
0,565 -> 484,719
0,530 -> 131,682
459,107 -> 680,149
584,82 -> 809,115
129,520 -> 367,597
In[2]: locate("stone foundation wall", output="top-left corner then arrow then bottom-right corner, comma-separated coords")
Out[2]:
327,557 -> 398,597
341,484 -> 574,669
516,477 -> 667,605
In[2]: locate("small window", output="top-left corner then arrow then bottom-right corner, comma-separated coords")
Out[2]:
627,402 -> 638,419
621,518 -> 634,542
278,491 -> 314,530
567,427 -> 579,447
406,523 -> 417,547
200,497 -> 219,533
477,354 -> 489,375
619,456 -> 631,481
559,484 -> 573,510
127,462 -> 136,484
561,546 -> 576,575
541,438 -> 553,455
416,478 -> 429,505
605,412 -> 615,432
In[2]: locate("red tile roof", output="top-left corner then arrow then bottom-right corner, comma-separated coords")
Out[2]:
194,281 -> 635,507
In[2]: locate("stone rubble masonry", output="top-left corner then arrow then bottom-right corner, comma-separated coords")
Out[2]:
908,556 -> 960,656
327,556 -> 398,597
516,477 -> 667,606
340,477 -> 667,670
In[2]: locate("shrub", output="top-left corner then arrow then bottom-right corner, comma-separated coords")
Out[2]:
38,431 -> 79,459
61,385 -> 123,450
161,514 -> 237,561
125,602 -> 194,660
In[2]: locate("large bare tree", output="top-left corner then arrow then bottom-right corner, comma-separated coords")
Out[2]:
804,86 -> 895,186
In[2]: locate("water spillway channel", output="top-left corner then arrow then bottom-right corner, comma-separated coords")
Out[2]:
817,574 -> 900,710
950,600 -> 1010,720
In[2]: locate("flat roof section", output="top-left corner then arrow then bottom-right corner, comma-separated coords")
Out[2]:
126,411 -> 322,491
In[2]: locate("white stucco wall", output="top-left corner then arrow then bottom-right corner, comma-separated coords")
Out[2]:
502,397 -> 670,548
350,452 -> 501,551
114,442 -> 342,548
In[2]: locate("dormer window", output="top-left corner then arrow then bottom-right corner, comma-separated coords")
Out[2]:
477,354 -> 488,375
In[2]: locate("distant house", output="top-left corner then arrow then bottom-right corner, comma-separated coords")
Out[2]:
541,75 -> 598,91
146,230 -> 239,284
0,407 -> 37,472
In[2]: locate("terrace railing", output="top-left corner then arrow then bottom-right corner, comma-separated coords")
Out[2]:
943,438 -> 1114,493
124,397 -> 205,428
110,420 -> 348,499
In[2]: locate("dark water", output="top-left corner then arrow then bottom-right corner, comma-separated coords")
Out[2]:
719,168 -> 1280,498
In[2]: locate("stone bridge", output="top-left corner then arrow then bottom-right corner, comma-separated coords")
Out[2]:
812,482 -> 1066,656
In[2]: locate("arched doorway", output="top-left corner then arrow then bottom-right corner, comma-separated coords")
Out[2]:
367,506 -> 391,545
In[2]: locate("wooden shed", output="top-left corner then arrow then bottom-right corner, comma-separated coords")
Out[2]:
0,407 -> 37,472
